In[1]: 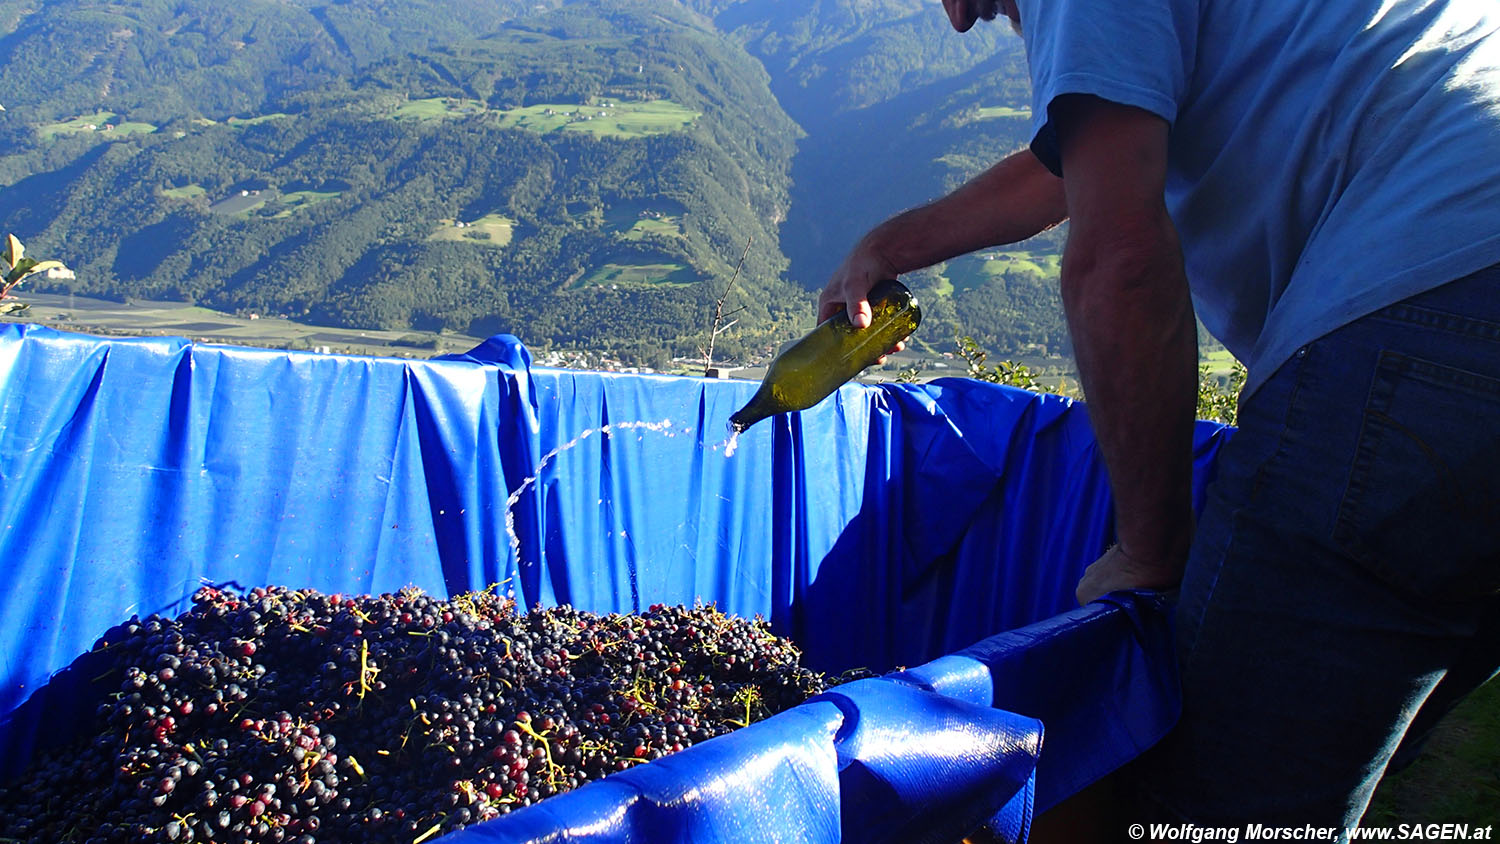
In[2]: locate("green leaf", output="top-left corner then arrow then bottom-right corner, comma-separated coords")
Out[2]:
5,258 -> 34,287
22,260 -> 63,279
3,234 -> 21,268
3,259 -> 63,287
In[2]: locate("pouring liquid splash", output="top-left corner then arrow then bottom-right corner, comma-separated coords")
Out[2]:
503,419 -> 677,564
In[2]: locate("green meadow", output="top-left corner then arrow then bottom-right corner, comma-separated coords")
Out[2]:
226,113 -> 291,127
603,202 -> 685,241
39,112 -> 156,139
973,105 -> 1031,120
1200,347 -> 1240,377
398,97 -> 697,139
577,262 -> 695,288
162,184 -> 207,200
560,100 -> 698,138
429,214 -> 517,246
269,190 -> 343,218
942,249 -> 1061,293
104,121 -> 157,136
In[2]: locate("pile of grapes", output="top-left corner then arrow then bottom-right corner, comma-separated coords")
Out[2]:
0,586 -> 847,843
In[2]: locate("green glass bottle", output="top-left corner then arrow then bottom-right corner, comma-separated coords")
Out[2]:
728,278 -> 921,434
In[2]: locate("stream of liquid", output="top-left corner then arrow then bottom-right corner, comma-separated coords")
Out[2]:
501,417 -> 751,574
503,419 -> 678,564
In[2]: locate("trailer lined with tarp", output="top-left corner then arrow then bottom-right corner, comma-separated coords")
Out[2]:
0,324 -> 1231,842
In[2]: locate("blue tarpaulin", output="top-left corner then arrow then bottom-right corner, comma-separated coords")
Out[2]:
0,323 -> 1232,841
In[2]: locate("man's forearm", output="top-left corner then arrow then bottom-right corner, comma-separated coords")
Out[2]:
1063,227 -> 1198,568
1052,95 -> 1196,573
862,148 -> 1068,274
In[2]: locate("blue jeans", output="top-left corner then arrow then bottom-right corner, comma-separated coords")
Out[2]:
1140,264 -> 1500,833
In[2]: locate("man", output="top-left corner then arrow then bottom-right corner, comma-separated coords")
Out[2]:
820,0 -> 1500,833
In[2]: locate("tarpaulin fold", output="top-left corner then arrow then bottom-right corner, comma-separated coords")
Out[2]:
442,675 -> 1043,844
0,325 -> 1233,840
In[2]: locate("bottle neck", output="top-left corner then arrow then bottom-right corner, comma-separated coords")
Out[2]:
727,406 -> 761,435
728,383 -> 777,434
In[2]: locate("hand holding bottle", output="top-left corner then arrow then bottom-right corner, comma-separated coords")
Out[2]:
729,279 -> 921,434
819,240 -> 907,362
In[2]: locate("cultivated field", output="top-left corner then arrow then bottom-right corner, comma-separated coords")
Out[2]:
429,213 -> 517,246
941,248 -> 1061,293
972,105 -> 1031,120
396,96 -> 698,139
39,112 -> 158,139
2,293 -> 478,358
577,262 -> 695,288
161,184 -> 207,200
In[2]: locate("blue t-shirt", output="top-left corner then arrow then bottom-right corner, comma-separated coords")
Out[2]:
1016,0 -> 1500,396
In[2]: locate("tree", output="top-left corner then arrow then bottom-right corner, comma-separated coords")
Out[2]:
1196,361 -> 1246,426
928,335 -> 1246,425
954,334 -> 1046,392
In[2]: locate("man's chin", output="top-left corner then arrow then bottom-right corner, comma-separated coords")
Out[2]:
942,0 -> 1012,34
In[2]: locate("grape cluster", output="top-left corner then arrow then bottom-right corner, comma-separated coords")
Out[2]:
0,586 -> 850,843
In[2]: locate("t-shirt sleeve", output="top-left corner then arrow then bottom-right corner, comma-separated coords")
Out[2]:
1018,0 -> 1198,176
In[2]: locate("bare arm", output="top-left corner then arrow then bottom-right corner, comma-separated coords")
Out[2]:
1051,95 -> 1197,602
819,147 -> 1068,326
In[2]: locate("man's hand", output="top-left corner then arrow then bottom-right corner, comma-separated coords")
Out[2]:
820,239 -> 900,329
815,148 -> 1067,356
1075,544 -> 1187,605
819,240 -> 906,361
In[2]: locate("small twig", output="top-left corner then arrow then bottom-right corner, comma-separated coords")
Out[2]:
702,236 -> 753,374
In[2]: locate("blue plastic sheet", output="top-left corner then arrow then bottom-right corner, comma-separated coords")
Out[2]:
448,591 -> 1176,844
444,675 -> 1045,844
0,323 -> 1232,840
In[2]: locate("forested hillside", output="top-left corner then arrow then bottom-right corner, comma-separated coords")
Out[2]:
0,0 -> 1066,364
699,0 -> 1068,356
0,0 -> 549,122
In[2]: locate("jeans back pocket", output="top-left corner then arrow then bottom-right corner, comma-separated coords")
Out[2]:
1333,350 -> 1500,602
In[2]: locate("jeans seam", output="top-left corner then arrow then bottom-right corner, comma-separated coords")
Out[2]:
1332,351 -> 1398,563
1373,303 -> 1500,343
1180,347 -> 1310,679
1402,354 -> 1500,398
1248,347 -> 1310,505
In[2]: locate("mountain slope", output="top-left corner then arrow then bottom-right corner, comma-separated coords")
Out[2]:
696,0 -> 1065,354
0,0 -> 810,365
0,0 -> 1064,364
